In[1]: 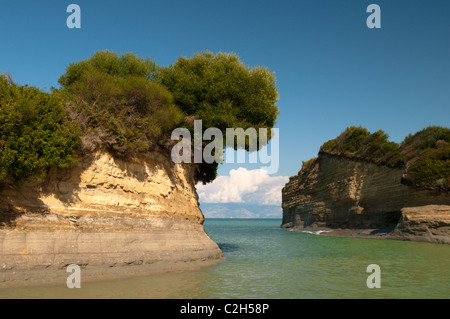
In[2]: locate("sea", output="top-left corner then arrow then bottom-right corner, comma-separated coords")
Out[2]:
0,218 -> 449,299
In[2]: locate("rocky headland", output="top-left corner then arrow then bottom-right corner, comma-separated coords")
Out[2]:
0,150 -> 222,287
2,52 -> 447,291
0,50 -> 280,288
282,151 -> 450,244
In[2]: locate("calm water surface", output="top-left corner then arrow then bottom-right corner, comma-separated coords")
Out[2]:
1,219 -> 449,298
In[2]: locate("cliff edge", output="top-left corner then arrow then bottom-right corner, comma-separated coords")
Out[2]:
281,151 -> 450,244
0,150 -> 222,287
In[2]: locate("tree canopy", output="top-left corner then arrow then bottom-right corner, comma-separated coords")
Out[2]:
0,75 -> 80,183
1,50 -> 280,184
58,51 -> 280,184
158,51 -> 279,149
59,51 -> 183,156
58,51 -> 158,88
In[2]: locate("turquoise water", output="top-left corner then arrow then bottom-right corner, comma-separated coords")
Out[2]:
1,218 -> 449,299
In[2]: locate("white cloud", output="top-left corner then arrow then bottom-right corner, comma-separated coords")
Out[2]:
201,205 -> 260,219
196,167 -> 289,206
200,204 -> 284,219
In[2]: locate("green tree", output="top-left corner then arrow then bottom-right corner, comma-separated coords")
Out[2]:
0,75 -> 80,183
158,52 -> 279,183
59,50 -> 280,184
158,51 -> 279,141
59,51 -> 183,156
59,51 -> 158,89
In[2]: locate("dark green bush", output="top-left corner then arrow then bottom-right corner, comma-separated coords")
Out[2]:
157,51 -> 280,183
402,126 -> 450,150
157,51 -> 279,149
59,52 -> 183,156
2,50 -> 281,185
400,127 -> 450,190
317,125 -> 450,190
400,126 -> 450,161
320,126 -> 401,166
321,126 -> 371,154
59,51 -> 158,89
404,143 -> 449,190
0,75 -> 80,183
300,157 -> 317,173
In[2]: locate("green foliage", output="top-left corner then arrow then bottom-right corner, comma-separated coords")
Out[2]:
59,51 -> 158,89
300,157 -> 317,173
321,126 -> 371,154
319,125 -> 450,190
405,143 -> 449,190
157,52 -> 279,183
157,51 -> 279,183
320,126 -> 401,166
158,51 -> 279,148
59,51 -> 183,156
0,75 -> 80,183
194,161 -> 218,185
400,126 -> 450,159
2,50 -> 281,185
400,127 -> 450,190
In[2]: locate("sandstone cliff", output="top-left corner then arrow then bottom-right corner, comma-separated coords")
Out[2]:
0,150 -> 222,287
281,152 -> 450,244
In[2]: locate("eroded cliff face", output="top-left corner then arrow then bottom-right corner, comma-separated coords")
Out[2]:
282,152 -> 450,244
0,150 -> 222,286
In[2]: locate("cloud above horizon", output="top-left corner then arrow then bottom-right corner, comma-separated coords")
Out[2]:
199,203 -> 283,219
196,167 -> 289,206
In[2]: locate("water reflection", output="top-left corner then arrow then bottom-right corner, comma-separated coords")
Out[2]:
217,243 -> 239,253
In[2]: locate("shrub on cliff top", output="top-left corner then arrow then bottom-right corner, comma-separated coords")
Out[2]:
404,143 -> 449,190
0,75 -> 80,183
3,50 -> 280,185
59,51 -> 184,156
300,157 -> 317,173
400,126 -> 450,157
157,51 -> 280,184
59,51 -> 158,88
320,126 -> 401,166
400,126 -> 450,190
157,51 -> 279,146
316,125 -> 450,190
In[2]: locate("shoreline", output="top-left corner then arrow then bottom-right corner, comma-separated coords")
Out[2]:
285,225 -> 449,244
0,256 -> 223,289
285,226 -> 397,240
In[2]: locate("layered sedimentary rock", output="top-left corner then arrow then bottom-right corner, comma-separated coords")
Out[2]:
391,205 -> 450,243
282,152 -> 450,244
0,150 -> 222,286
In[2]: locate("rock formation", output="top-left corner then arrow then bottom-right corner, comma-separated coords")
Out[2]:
281,151 -> 450,244
0,150 -> 222,287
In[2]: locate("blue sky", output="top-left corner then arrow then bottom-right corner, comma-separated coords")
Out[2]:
1,1 -> 449,217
